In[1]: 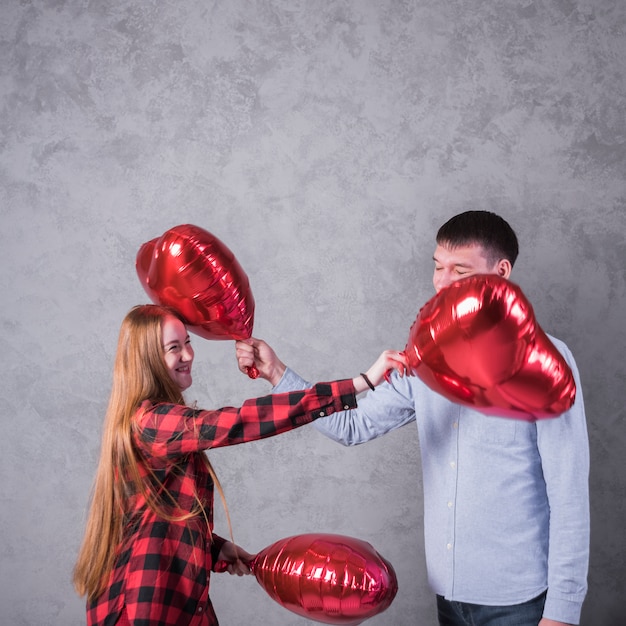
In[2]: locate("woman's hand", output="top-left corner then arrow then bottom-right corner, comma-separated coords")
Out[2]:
353,350 -> 408,394
215,541 -> 255,576
235,338 -> 286,387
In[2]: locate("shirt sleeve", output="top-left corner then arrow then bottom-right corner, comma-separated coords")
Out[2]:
134,379 -> 357,459
536,338 -> 590,624
274,368 -> 417,446
210,533 -> 228,568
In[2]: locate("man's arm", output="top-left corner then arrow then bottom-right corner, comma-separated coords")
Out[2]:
537,338 -> 590,625
236,339 -> 417,446
275,364 -> 417,446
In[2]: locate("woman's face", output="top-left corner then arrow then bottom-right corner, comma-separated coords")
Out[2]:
161,315 -> 194,391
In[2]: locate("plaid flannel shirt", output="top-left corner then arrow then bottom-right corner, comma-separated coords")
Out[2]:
87,379 -> 357,626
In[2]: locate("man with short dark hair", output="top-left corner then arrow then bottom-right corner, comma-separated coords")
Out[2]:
236,211 -> 589,626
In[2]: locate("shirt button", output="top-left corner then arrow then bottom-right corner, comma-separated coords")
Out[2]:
450,461 -> 456,469
197,606 -> 203,613
343,405 -> 350,409
319,411 -> 325,417
453,422 -> 458,429
447,543 -> 453,550
447,501 -> 453,508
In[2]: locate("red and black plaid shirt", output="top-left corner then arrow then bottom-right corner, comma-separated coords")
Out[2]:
87,379 -> 357,626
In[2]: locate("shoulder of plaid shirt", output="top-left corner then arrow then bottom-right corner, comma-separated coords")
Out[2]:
87,378 -> 357,626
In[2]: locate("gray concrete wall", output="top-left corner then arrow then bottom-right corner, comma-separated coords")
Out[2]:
1,1 -> 624,624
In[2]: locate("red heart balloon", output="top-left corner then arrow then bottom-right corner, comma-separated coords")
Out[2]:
136,225 -> 258,376
404,275 -> 576,420
248,533 -> 398,625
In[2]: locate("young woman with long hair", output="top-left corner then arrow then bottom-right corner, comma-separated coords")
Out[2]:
73,304 -> 406,625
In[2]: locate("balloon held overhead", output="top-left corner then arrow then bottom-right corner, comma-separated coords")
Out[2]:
136,224 -> 258,376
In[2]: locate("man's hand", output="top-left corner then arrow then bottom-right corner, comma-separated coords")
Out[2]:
539,619 -> 574,626
235,338 -> 286,386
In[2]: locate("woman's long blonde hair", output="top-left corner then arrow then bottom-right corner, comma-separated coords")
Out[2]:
73,305 -> 228,602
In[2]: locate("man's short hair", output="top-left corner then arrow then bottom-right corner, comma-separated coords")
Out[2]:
436,210 -> 519,267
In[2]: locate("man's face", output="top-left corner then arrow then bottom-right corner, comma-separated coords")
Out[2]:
432,243 -> 503,293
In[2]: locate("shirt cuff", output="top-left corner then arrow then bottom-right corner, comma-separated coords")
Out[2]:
543,594 -> 584,625
272,367 -> 310,393
324,379 -> 358,414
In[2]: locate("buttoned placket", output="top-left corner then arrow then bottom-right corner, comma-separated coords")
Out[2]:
189,598 -> 207,626
444,410 -> 461,597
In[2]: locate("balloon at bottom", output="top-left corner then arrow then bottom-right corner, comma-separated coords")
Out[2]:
250,533 -> 398,625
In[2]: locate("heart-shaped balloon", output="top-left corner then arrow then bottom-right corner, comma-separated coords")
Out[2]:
136,224 -> 257,376
404,275 -> 576,420
247,533 -> 398,625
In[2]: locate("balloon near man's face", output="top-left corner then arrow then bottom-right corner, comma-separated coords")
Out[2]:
404,274 -> 576,420
249,533 -> 398,625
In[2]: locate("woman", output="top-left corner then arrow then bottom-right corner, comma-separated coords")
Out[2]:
74,304 -> 406,625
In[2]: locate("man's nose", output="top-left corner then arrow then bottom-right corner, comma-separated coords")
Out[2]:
434,271 -> 453,292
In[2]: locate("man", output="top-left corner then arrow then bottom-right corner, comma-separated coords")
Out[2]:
236,211 -> 589,626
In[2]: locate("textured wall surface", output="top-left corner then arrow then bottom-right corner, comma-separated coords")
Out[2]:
1,1 -> 625,624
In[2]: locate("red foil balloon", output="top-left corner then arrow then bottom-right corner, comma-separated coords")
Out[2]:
136,224 -> 258,376
404,275 -> 576,420
249,533 -> 398,625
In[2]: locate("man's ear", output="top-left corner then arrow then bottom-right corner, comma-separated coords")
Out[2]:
497,259 -> 512,279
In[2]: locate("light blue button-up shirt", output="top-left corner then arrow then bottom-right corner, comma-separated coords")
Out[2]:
274,335 -> 589,624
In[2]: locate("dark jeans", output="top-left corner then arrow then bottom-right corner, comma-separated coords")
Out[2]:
436,591 -> 547,626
